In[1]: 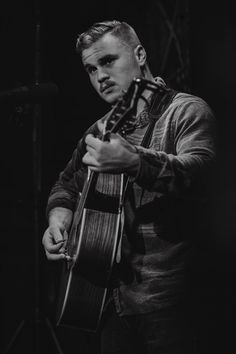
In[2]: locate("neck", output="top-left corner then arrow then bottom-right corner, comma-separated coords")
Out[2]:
136,71 -> 155,115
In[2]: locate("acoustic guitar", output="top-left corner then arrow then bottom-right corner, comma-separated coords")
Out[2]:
55,78 -> 159,332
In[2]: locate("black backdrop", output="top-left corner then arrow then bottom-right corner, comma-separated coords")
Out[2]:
1,1 -> 236,353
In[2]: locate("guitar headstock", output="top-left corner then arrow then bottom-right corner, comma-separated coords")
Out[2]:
103,78 -> 161,140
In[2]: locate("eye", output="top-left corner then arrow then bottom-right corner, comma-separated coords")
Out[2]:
105,57 -> 114,65
86,66 -> 97,75
102,55 -> 116,67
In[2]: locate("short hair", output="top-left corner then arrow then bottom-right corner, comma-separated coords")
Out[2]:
76,20 -> 141,55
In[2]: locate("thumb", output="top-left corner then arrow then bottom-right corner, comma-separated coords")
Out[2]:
63,229 -> 68,240
97,119 -> 105,133
58,229 -> 69,254
49,225 -> 64,244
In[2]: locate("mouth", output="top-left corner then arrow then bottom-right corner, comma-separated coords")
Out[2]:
100,83 -> 114,94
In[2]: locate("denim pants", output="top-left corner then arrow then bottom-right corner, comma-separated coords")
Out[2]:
100,301 -> 196,354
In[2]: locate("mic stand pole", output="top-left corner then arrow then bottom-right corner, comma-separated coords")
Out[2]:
32,1 -> 64,352
3,1 -> 63,353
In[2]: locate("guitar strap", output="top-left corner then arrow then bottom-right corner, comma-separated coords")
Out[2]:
140,86 -> 178,148
116,87 -> 178,263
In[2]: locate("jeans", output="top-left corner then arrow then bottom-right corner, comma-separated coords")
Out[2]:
100,301 -> 196,354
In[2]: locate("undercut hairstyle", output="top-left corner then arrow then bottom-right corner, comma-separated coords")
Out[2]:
76,20 -> 141,55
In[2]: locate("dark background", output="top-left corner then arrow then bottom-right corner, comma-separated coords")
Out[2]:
1,1 -> 236,353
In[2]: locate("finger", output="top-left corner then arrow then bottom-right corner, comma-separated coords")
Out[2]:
109,132 -> 120,139
43,226 -> 66,253
85,134 -> 102,149
86,144 -> 96,154
86,145 -> 99,160
82,151 -> 100,167
49,225 -> 64,244
42,229 -> 54,249
45,249 -> 66,261
46,241 -> 65,253
63,229 -> 68,241
97,120 -> 105,133
59,230 -> 69,254
109,133 -> 125,144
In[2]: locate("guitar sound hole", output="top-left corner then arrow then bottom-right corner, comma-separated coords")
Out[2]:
85,190 -> 120,214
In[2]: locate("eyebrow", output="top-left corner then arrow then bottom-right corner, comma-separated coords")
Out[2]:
99,54 -> 117,65
84,54 -> 118,70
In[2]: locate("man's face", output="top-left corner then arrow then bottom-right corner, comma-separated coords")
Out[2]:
82,33 -> 143,105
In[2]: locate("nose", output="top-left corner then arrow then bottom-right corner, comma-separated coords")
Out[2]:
97,67 -> 109,83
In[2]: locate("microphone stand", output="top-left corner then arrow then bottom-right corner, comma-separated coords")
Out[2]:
3,1 -> 63,353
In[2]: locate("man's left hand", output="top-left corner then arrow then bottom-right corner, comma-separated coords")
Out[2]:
82,133 -> 140,175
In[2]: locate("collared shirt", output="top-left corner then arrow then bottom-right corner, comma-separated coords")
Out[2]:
46,82 -> 216,316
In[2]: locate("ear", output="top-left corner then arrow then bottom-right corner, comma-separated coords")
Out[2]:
134,45 -> 147,66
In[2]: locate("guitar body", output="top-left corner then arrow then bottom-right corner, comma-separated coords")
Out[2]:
56,172 -> 124,331
55,78 -> 160,332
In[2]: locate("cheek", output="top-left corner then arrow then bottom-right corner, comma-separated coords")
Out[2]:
120,59 -> 141,78
119,66 -> 141,87
90,77 -> 99,92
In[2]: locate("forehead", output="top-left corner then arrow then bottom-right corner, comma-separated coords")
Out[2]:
81,33 -> 129,65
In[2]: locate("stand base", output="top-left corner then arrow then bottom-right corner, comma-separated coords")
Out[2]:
3,315 -> 64,354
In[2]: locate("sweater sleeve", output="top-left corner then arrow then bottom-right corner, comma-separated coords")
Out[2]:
133,97 -> 216,198
45,121 -> 100,219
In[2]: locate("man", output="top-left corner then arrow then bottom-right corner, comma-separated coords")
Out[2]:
42,20 -> 216,353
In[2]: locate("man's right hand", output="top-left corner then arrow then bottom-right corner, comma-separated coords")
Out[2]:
42,225 -> 68,261
42,207 -> 73,261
